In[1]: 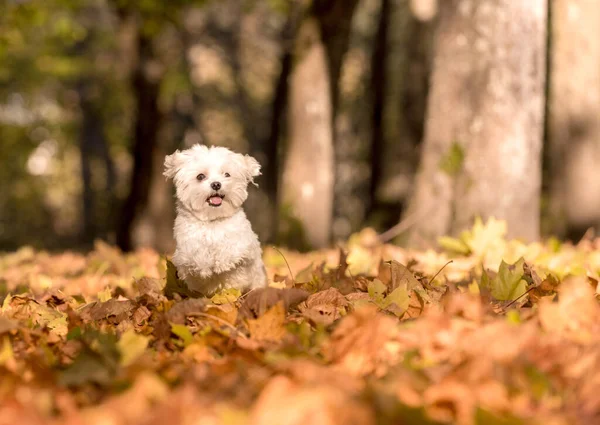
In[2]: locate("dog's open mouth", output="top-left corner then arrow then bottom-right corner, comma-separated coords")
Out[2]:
207,193 -> 225,207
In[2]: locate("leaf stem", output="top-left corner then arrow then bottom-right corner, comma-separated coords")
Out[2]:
504,286 -> 536,310
429,260 -> 453,285
187,312 -> 247,339
272,246 -> 295,281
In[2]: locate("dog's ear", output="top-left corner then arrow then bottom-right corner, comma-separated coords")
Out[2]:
164,150 -> 184,179
243,154 -> 261,184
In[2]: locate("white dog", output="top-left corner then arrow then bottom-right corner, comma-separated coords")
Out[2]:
164,144 -> 267,296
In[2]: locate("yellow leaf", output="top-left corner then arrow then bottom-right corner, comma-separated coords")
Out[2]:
491,258 -> 528,301
183,343 -> 212,362
367,279 -> 386,305
347,246 -> 377,276
98,287 -> 112,302
1,294 -> 12,312
205,304 -> 238,326
383,286 -> 410,316
246,301 -> 286,343
47,316 -> 68,337
295,263 -> 314,284
34,305 -> 68,337
438,236 -> 471,255
211,288 -> 242,305
468,280 -> 480,294
464,217 -> 507,260
0,336 -> 14,365
118,329 -> 149,367
171,324 -> 194,347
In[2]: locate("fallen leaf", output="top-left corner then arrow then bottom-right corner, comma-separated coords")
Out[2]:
164,258 -> 202,299
250,375 -> 375,425
382,285 -> 410,317
464,217 -> 507,258
97,287 -> 112,302
59,330 -> 120,387
135,276 -> 164,295
117,329 -> 149,366
490,259 -> 528,302
438,236 -> 471,255
0,316 -> 18,334
204,303 -> 238,326
345,292 -> 371,310
539,277 -> 600,342
298,288 -> 349,326
238,287 -> 309,320
323,306 -> 400,376
352,275 -> 371,292
302,287 -> 348,308
135,276 -> 166,306
367,279 -> 386,305
170,323 -> 194,347
132,305 -> 151,325
211,287 -> 242,305
295,263 -> 314,284
32,304 -> 68,336
0,336 -> 14,366
423,379 -> 475,425
4,227 -> 600,425
529,273 -> 560,304
379,260 -> 422,292
166,298 -> 208,324
246,301 -> 287,343
81,298 -> 135,321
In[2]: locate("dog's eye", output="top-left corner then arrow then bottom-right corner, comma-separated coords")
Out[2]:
224,172 -> 231,178
196,173 -> 206,181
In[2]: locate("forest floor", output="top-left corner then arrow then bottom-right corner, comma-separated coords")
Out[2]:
1,218 -> 600,425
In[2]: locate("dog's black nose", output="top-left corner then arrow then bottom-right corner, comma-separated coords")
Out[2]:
211,181 -> 221,191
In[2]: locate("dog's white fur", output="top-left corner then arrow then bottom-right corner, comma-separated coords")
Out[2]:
164,144 -> 267,295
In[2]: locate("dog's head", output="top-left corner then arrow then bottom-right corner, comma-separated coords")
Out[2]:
164,145 -> 261,221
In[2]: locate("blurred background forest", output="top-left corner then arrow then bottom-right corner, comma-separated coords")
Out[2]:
0,0 -> 598,254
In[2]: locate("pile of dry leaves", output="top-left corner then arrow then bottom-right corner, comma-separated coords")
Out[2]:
2,220 -> 600,425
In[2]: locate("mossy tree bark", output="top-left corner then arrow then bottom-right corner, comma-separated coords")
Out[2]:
404,0 -> 547,248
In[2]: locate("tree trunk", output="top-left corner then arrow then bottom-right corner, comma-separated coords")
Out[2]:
370,0 -> 434,235
548,0 -> 600,240
76,74 -> 117,246
116,34 -> 162,252
279,1 -> 359,250
312,0 -> 360,113
262,35 -> 294,243
247,3 -> 302,245
79,92 -> 98,244
280,17 -> 334,250
332,0 -> 381,241
368,0 -> 391,216
131,92 -> 195,253
405,0 -> 547,247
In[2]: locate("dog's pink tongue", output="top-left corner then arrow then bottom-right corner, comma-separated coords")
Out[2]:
210,196 -> 222,206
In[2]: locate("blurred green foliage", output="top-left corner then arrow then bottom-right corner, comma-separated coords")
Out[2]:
0,0 -> 210,250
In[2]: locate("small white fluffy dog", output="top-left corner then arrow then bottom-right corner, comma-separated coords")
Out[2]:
164,144 -> 267,296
